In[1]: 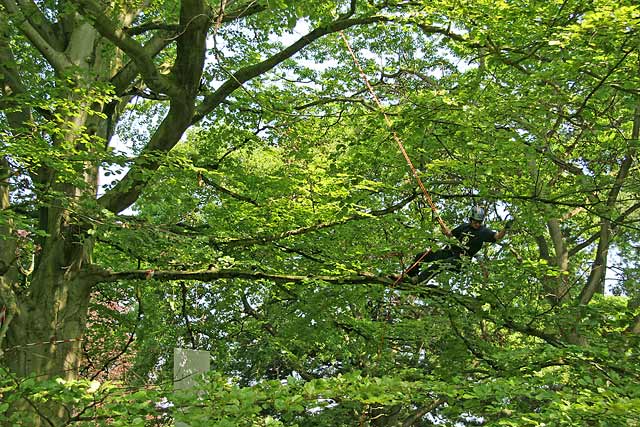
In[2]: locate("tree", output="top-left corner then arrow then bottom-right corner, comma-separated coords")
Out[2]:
0,0 -> 397,421
1,0 -> 640,425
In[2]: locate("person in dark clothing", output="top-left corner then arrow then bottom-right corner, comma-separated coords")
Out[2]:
407,206 -> 512,283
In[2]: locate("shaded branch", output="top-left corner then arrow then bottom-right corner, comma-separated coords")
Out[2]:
199,174 -> 259,206
213,192 -> 418,248
99,13 -> 389,215
93,266 -> 566,349
96,268 -> 390,286
109,33 -> 175,95
273,243 -> 326,264
294,95 -> 375,112
13,0 -> 63,49
123,0 -> 267,38
416,23 -> 468,44
338,0 -> 358,20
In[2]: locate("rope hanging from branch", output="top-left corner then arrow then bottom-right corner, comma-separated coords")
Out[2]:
338,31 -> 447,232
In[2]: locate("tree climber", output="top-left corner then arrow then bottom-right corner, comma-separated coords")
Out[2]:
406,206 -> 513,283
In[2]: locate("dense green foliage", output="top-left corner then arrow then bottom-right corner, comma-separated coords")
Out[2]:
1,0 -> 640,425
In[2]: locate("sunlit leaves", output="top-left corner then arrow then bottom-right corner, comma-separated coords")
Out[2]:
3,0 -> 640,425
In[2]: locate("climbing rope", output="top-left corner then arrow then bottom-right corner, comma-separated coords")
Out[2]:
338,31 -> 447,233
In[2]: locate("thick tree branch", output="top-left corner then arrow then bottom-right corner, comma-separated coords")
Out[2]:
73,0 -> 180,97
192,15 -> 390,123
96,267 -> 565,349
546,219 -> 570,302
398,282 -> 566,347
338,0 -> 358,20
578,219 -> 610,305
97,106 -> 193,213
14,0 -> 63,49
124,1 -> 265,36
99,13 -> 391,215
1,0 -> 72,71
402,399 -> 446,427
97,268 -> 389,286
97,1 -> 209,214
173,0 -> 209,95
416,23 -> 468,44
109,33 -> 174,95
0,17 -> 28,104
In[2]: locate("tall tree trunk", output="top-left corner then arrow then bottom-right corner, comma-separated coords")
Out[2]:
2,217 -> 98,426
5,270 -> 92,380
